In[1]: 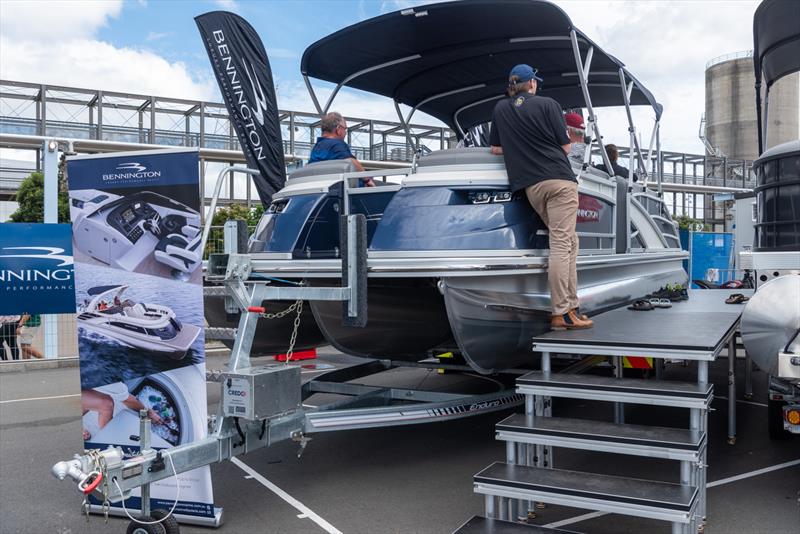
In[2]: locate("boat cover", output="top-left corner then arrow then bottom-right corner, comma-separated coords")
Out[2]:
753,0 -> 800,87
301,0 -> 662,134
752,0 -> 800,154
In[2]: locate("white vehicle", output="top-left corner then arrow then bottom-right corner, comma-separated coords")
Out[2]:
70,189 -> 201,278
77,285 -> 200,356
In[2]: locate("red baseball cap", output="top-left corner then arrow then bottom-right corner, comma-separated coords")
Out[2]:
565,112 -> 585,130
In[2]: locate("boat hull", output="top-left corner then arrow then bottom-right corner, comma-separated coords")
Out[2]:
203,294 -> 326,356
443,254 -> 688,373
309,278 -> 454,359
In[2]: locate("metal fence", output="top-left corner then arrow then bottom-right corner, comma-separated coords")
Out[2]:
1,313 -> 78,360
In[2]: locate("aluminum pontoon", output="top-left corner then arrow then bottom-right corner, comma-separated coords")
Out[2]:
209,0 -> 687,373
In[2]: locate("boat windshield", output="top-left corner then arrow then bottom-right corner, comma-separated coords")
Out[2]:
147,322 -> 179,341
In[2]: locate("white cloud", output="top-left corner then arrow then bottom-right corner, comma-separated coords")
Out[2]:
268,48 -> 299,60
0,0 -> 123,40
145,31 -> 171,42
0,0 -> 214,102
213,0 -> 239,11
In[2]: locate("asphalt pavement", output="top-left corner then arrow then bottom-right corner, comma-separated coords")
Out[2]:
1,349 -> 798,534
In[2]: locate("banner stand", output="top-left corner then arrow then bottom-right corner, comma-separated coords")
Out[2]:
87,504 -> 224,527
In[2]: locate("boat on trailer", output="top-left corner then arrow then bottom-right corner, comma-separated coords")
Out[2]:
212,0 -> 687,373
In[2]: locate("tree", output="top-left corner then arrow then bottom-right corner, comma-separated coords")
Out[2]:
9,171 -> 70,223
204,203 -> 265,257
210,203 -> 264,227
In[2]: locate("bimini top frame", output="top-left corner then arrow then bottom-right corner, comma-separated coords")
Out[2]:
300,0 -> 662,184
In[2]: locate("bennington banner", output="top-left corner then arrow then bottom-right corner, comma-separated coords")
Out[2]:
65,147 -> 219,523
195,10 -> 286,205
0,223 -> 75,315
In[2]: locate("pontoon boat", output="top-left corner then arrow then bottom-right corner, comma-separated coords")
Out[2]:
78,285 -> 200,356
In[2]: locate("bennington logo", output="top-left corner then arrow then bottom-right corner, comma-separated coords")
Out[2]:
102,162 -> 162,181
0,247 -> 74,290
211,29 -> 269,162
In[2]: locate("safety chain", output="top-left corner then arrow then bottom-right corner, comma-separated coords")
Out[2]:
258,299 -> 302,320
284,299 -> 303,365
83,449 -> 111,523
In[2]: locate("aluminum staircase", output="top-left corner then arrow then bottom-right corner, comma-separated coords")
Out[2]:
456,354 -> 710,534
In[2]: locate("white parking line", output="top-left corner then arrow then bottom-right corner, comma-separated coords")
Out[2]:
707,458 -> 800,487
544,458 -> 800,529
231,457 -> 342,534
0,393 -> 80,404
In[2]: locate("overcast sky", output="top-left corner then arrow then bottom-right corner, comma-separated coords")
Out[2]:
0,0 -> 781,155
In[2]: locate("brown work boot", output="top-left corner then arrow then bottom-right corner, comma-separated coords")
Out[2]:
551,309 -> 594,330
573,307 -> 589,320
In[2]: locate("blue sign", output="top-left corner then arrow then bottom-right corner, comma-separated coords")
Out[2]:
0,223 -> 76,314
66,149 -> 200,191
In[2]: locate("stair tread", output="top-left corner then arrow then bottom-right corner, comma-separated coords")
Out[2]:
496,414 -> 704,451
475,462 -> 696,512
453,516 -> 581,534
518,372 -> 712,399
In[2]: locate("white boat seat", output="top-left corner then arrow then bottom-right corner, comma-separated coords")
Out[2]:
125,303 -> 147,318
154,226 -> 202,274
417,147 -> 503,167
289,159 -> 358,180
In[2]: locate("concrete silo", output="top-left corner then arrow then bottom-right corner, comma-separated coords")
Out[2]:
705,51 -> 799,161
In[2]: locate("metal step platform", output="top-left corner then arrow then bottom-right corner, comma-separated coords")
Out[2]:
495,414 -> 705,462
517,372 -> 713,409
452,515 -> 581,534
474,462 -> 698,525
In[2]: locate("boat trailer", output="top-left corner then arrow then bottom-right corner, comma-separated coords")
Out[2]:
50,167 -> 524,532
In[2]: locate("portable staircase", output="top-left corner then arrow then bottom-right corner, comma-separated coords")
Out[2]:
456,354 -> 710,534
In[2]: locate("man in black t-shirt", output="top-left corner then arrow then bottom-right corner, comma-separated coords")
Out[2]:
489,64 -> 593,330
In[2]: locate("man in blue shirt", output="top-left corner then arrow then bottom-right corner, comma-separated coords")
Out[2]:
309,112 -> 375,187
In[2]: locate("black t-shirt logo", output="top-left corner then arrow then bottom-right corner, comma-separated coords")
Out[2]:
514,96 -> 525,107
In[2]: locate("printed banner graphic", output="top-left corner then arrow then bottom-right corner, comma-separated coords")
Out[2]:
66,148 -> 215,519
0,223 -> 75,315
196,10 -> 286,204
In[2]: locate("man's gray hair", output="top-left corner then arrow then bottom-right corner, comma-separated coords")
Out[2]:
567,126 -> 585,137
320,112 -> 345,133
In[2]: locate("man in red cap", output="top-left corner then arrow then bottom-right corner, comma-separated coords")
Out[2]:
489,64 -> 593,330
564,112 -> 587,164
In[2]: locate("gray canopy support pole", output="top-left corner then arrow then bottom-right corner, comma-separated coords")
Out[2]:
656,122 -> 663,196
303,74 -> 324,115
394,100 -> 417,152
570,30 -> 613,174
643,120 -> 659,187
618,70 -> 648,178
201,166 -> 264,255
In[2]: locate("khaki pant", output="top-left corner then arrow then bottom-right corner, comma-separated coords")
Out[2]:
525,180 -> 579,315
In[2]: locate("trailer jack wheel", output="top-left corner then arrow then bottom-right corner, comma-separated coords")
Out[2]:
126,520 -> 166,534
125,511 -> 178,534
150,509 -> 180,534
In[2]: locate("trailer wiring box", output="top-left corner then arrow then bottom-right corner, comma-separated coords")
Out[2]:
221,365 -> 301,420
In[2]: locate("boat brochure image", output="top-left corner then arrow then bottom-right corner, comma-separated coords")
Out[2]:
78,284 -> 200,357
69,187 -> 202,283
76,262 -> 204,387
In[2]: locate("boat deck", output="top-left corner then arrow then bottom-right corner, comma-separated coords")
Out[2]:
161,323 -> 201,351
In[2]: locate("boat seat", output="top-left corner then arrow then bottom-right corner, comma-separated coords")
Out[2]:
417,147 -> 503,168
154,226 -> 202,274
125,303 -> 147,318
289,159 -> 358,180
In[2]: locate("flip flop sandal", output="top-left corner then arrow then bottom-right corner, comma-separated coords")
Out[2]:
628,299 -> 654,311
726,293 -> 749,304
659,298 -> 672,308
648,298 -> 662,308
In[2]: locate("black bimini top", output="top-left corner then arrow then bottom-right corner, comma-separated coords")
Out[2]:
753,0 -> 800,88
301,0 -> 662,135
87,285 -> 124,296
